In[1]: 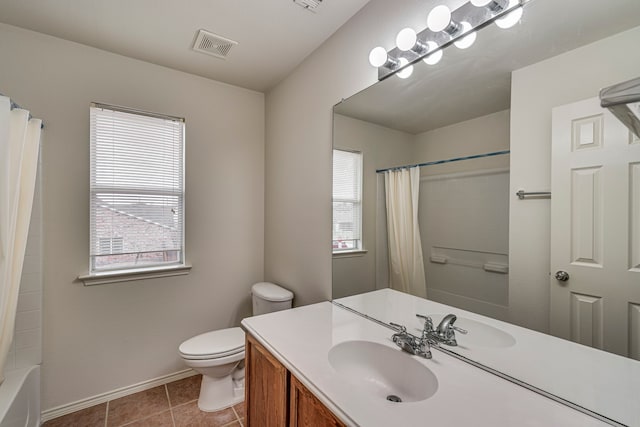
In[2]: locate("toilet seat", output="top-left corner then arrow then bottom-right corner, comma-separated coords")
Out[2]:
179,327 -> 245,360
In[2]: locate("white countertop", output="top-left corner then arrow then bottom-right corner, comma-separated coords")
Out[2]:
336,289 -> 640,427
242,301 -> 609,427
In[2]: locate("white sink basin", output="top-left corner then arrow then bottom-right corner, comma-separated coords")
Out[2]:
429,315 -> 516,348
328,340 -> 438,403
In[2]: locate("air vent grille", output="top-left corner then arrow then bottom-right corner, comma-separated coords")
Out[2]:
293,0 -> 323,12
192,30 -> 238,60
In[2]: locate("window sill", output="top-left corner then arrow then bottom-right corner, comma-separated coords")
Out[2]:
78,264 -> 192,286
332,250 -> 368,258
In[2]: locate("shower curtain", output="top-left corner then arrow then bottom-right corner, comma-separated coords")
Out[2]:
0,96 -> 41,384
384,167 -> 426,298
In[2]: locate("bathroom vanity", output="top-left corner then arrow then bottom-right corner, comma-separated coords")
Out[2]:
244,333 -> 344,426
241,299 -> 609,427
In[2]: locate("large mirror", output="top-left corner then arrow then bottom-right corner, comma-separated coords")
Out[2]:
332,0 -> 640,425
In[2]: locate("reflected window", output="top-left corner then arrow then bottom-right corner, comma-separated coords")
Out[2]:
332,149 -> 362,253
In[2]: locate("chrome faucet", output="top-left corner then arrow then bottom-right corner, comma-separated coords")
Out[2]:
417,313 -> 468,346
389,322 -> 433,359
390,313 -> 468,358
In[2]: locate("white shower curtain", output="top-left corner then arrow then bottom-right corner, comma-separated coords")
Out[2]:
384,167 -> 426,298
0,96 -> 41,384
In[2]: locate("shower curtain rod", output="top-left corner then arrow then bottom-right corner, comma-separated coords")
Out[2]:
1,93 -> 44,129
376,150 -> 510,173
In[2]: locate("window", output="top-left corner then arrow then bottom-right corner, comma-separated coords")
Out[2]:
98,237 -> 123,255
89,103 -> 185,274
332,149 -> 362,253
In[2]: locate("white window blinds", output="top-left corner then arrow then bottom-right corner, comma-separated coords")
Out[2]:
89,104 -> 185,272
332,149 -> 362,252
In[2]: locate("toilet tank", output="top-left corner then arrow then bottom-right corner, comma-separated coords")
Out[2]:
251,282 -> 294,315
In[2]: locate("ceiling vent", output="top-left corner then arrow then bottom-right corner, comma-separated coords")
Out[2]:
293,0 -> 323,12
192,30 -> 238,60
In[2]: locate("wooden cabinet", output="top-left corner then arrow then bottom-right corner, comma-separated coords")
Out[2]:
289,375 -> 345,427
245,333 -> 288,426
245,333 -> 346,427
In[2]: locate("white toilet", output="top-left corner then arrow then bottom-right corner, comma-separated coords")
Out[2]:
179,282 -> 294,412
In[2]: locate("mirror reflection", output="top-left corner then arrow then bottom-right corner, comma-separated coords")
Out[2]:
333,0 -> 640,424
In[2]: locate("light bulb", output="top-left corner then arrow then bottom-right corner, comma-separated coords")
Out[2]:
427,5 -> 452,33
422,41 -> 443,65
471,0 -> 508,11
495,0 -> 523,29
454,22 -> 476,49
369,46 -> 388,67
396,58 -> 413,79
396,28 -> 417,51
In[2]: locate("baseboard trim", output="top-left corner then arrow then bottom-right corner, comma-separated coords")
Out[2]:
41,368 -> 197,423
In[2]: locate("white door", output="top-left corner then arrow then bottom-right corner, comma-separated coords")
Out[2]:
550,97 -> 640,360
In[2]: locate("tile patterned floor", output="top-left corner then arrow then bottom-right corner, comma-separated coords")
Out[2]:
43,375 -> 246,427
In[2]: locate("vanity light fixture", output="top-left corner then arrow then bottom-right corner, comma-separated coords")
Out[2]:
471,0 -> 509,12
423,41 -> 443,65
396,28 -> 427,53
495,0 -> 524,29
396,28 -> 416,51
368,46 -> 399,68
453,22 -> 477,49
396,58 -> 414,79
369,0 -> 527,80
397,28 -> 441,62
427,5 -> 460,35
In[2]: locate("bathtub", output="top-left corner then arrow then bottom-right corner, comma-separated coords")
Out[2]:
0,366 -> 40,427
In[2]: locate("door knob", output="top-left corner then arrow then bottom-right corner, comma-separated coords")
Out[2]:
555,270 -> 570,281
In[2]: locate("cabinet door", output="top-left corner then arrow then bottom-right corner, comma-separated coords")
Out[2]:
289,376 -> 345,427
246,334 -> 289,426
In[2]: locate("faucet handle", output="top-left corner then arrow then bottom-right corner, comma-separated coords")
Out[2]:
452,325 -> 468,335
389,322 -> 407,333
416,314 -> 434,331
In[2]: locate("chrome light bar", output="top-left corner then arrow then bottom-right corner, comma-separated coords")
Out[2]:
373,0 -> 528,81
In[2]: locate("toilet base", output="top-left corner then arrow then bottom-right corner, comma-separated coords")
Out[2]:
197,373 -> 245,412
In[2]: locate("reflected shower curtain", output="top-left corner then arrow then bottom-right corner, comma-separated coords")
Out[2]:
0,96 -> 41,384
384,167 -> 426,298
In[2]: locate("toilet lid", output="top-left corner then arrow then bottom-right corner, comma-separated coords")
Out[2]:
251,282 -> 294,302
179,327 -> 245,360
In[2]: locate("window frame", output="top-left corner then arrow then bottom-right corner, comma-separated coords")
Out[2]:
332,148 -> 364,255
81,102 -> 189,284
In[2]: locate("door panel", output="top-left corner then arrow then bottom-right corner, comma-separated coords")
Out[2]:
570,167 -> 602,266
570,292 -> 603,349
551,97 -> 640,360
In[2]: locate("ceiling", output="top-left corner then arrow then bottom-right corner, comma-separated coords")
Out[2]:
0,0 -> 370,92
334,0 -> 640,134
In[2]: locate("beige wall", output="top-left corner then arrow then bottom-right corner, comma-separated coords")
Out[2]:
509,26 -> 640,333
0,24 -> 265,410
265,0 -> 438,306
414,110 -> 510,176
332,114 -> 414,298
